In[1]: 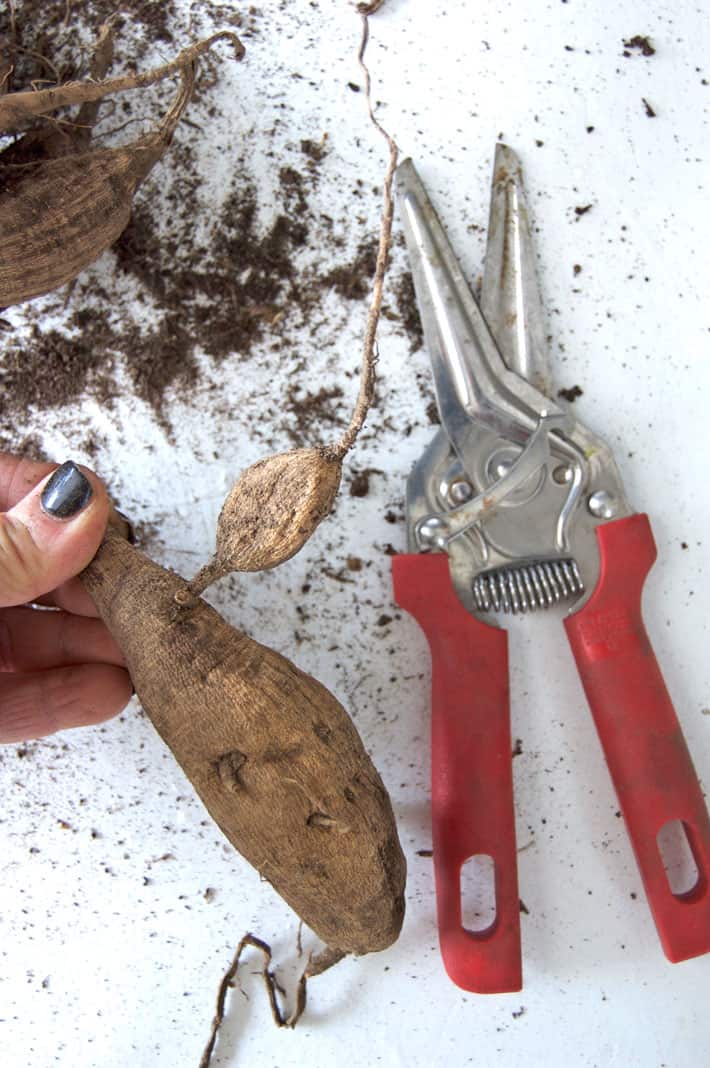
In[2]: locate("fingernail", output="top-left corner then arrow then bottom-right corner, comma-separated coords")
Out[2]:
40,461 -> 93,519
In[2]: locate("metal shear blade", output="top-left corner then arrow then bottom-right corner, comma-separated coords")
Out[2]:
396,148 -> 629,615
395,151 -> 556,450
479,143 -> 551,395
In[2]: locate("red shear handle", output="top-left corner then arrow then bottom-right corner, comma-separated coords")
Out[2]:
565,513 -> 710,963
393,553 -> 521,993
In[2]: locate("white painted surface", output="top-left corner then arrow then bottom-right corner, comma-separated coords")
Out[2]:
1,2 -> 709,1066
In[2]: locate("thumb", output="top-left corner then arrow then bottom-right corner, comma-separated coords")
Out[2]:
0,461 -> 110,608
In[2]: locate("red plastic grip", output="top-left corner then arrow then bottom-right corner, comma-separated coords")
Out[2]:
393,552 -> 522,992
565,513 -> 710,962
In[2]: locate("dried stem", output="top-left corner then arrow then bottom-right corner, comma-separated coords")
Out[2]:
155,62 -> 196,145
199,934 -> 345,1067
182,558 -> 221,599
0,31 -> 244,134
73,19 -> 115,135
325,9 -> 398,462
1,0 -> 17,94
357,1 -> 387,12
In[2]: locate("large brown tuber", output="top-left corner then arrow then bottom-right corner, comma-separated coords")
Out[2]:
82,530 -> 406,956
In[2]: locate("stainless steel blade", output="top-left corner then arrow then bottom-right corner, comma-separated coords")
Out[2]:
480,144 -> 551,395
395,158 -> 559,459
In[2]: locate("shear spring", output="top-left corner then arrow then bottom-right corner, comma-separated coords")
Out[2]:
472,558 -> 583,614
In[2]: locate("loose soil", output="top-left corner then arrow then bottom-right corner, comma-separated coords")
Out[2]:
0,1 -> 421,444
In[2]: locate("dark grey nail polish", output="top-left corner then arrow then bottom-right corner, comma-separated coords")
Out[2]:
41,461 -> 93,519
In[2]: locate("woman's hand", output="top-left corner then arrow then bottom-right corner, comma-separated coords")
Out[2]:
0,453 -> 132,743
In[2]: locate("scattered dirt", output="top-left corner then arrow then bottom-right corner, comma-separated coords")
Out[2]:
0,1 -> 421,447
284,385 -> 345,447
0,0 -> 258,80
348,466 -> 384,497
425,400 -> 440,425
392,272 -> 423,353
2,152 -> 318,429
323,239 -> 378,301
349,469 -> 371,497
557,385 -> 583,403
300,137 -> 328,165
622,35 -> 656,57
2,320 -> 121,414
0,429 -> 48,460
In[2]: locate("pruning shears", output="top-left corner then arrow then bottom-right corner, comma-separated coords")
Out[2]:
392,146 -> 710,993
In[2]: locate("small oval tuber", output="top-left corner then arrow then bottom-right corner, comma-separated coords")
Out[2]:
82,530 -> 406,957
189,447 -> 342,595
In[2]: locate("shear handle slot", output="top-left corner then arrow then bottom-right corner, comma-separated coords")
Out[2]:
392,552 -> 522,993
565,514 -> 710,963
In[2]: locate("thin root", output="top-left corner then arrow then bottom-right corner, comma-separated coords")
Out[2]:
356,1 -> 387,13
326,9 -> 399,462
186,559 -> 223,598
199,934 -> 346,1067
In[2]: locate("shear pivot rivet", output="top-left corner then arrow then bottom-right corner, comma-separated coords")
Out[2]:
448,477 -> 474,505
486,446 -> 521,484
416,515 -> 448,548
552,464 -> 572,485
588,490 -> 617,519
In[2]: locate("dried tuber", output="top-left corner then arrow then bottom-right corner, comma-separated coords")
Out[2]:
189,447 -> 343,594
82,530 -> 406,956
0,30 -> 244,307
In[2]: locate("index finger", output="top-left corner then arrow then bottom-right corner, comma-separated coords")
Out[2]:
33,577 -> 102,617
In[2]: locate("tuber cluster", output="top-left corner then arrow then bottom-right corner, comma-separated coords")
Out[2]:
0,25 -> 244,307
5,2 -> 405,1040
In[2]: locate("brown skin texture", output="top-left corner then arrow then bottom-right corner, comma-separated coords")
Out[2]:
0,144 -> 154,306
189,448 -> 342,594
82,530 -> 406,956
